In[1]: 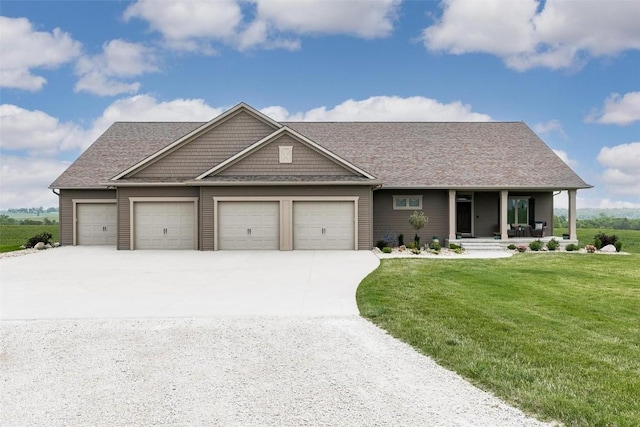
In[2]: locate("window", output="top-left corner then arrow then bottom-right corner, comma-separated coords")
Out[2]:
393,195 -> 423,210
507,197 -> 528,225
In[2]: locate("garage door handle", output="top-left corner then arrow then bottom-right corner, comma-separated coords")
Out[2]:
247,228 -> 251,235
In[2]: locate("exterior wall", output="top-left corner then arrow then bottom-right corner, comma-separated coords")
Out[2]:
131,111 -> 276,179
201,186 -> 372,250
373,189 -> 449,246
117,187 -> 200,250
218,135 -> 352,177
473,191 -> 500,236
58,189 -> 117,246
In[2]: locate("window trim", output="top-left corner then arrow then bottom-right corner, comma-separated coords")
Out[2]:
393,195 -> 423,210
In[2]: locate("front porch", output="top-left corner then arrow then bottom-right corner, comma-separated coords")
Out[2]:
447,189 -> 579,242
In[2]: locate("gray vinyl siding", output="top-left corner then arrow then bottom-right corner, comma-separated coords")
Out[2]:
131,111 -> 276,179
201,186 -> 372,250
373,190 -> 449,247
58,189 -> 117,246
473,191 -> 500,236
218,135 -> 353,176
116,187 -> 199,250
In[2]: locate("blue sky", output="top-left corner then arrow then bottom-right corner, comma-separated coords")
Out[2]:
1,0 -> 639,210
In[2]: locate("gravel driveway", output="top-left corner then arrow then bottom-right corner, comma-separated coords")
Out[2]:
1,249 -> 551,426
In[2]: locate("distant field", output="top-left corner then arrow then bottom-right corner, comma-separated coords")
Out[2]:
0,225 -> 60,252
555,228 -> 640,254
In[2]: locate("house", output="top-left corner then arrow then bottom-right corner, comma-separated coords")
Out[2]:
50,102 -> 590,250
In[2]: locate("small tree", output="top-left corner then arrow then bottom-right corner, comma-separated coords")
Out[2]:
408,211 -> 428,249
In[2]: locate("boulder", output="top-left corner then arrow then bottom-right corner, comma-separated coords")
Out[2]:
600,244 -> 617,253
34,242 -> 45,250
53,242 -> 61,247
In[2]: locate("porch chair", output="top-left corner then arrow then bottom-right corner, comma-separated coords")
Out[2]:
507,224 -> 517,238
530,221 -> 546,238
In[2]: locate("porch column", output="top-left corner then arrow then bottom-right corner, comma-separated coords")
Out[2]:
568,189 -> 577,240
500,190 -> 509,240
448,190 -> 456,241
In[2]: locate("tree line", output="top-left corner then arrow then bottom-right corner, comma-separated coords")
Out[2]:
554,215 -> 640,230
0,215 -> 58,225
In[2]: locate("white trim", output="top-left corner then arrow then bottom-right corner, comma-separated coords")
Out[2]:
72,199 -> 117,246
213,196 -> 359,251
129,197 -> 199,250
196,126 -> 376,180
392,195 -> 423,210
112,103 -> 282,180
279,146 -> 293,163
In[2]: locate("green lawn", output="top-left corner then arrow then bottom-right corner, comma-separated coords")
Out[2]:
0,225 -> 60,252
357,254 -> 640,426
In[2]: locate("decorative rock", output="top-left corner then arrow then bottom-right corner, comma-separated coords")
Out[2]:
34,242 -> 45,250
53,242 -> 61,247
398,245 -> 406,252
600,244 -> 617,253
45,244 -> 52,249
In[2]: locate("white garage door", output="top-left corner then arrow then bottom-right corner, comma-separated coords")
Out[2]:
218,202 -> 279,250
293,201 -> 354,250
77,203 -> 117,245
134,202 -> 196,250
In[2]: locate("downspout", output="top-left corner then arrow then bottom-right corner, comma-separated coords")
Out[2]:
52,189 -> 60,196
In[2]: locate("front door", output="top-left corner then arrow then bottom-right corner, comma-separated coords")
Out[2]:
456,201 -> 472,235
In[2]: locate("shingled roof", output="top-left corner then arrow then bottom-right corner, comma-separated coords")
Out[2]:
50,120 -> 590,189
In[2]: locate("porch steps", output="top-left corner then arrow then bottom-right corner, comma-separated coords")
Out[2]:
460,241 -> 505,251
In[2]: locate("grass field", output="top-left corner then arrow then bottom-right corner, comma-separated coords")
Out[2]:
357,249 -> 640,426
555,227 -> 640,254
0,225 -> 60,252
0,211 -> 59,222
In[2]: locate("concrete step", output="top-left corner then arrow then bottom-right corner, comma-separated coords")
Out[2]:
460,242 -> 504,251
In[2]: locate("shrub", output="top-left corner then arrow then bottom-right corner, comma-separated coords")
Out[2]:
25,232 -> 52,248
614,241 -> 622,252
452,247 -> 464,254
516,244 -> 527,253
546,238 -> 559,251
382,246 -> 393,254
413,234 -> 420,249
429,242 -> 441,252
529,239 -> 543,251
449,243 -> 461,250
408,211 -> 428,248
585,244 -> 597,253
406,242 -> 416,250
411,248 -> 421,255
397,234 -> 404,246
375,240 -> 386,250
507,244 -> 516,250
594,232 -> 618,249
382,231 -> 397,247
565,243 -> 579,252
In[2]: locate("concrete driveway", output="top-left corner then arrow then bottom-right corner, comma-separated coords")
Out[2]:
0,247 -> 380,319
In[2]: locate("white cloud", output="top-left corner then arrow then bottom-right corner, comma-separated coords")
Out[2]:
0,155 -> 70,210
262,96 -> 492,121
422,0 -> 640,71
597,142 -> 640,198
534,119 -> 567,139
254,0 -> 399,38
587,92 -> 640,126
123,0 -> 399,52
0,16 -> 82,91
123,0 -> 243,52
75,39 -> 159,96
0,104 -> 86,154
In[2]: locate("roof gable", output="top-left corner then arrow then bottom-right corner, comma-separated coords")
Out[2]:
196,127 -> 376,180
113,103 -> 281,180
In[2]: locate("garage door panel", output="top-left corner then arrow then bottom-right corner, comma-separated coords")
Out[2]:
134,202 -> 195,250
293,202 -> 354,250
77,203 -> 117,245
218,202 -> 279,250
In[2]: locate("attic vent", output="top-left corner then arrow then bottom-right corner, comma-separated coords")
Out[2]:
279,146 -> 292,163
